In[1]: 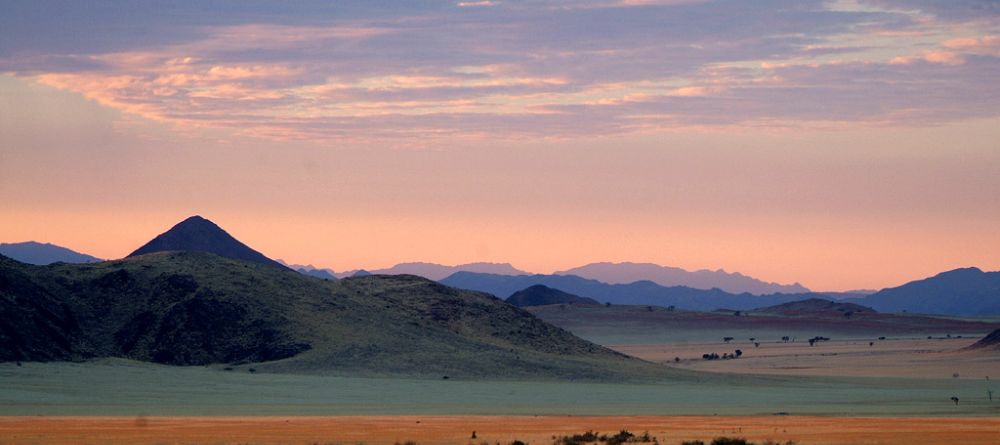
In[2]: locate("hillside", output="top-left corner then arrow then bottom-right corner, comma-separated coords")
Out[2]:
0,241 -> 101,265
857,267 -> 1000,315
964,328 -> 1000,352
441,272 -> 814,311
557,262 -> 809,295
128,216 -> 286,269
0,252 -> 659,380
754,298 -> 875,316
506,285 -> 600,307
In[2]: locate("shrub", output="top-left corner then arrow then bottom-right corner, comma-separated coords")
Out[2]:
605,430 -> 635,445
710,438 -> 751,445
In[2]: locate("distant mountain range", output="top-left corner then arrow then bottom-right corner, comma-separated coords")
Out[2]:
556,262 -> 809,294
853,268 -> 1000,316
333,262 -> 527,280
275,260 -> 338,280
443,268 -> 1000,316
128,215 -> 287,269
0,241 -> 101,265
441,272 -> 813,311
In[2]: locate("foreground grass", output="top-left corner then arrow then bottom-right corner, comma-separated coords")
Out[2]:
1,360 -> 998,416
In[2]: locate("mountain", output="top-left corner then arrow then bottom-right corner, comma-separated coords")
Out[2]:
276,260 -> 338,280
335,262 -> 527,280
128,216 -> 286,269
507,285 -> 601,307
857,268 -> 1000,316
0,241 -> 102,265
556,262 -> 809,295
0,252 -> 660,380
441,272 -> 815,311
753,298 -> 875,316
964,329 -> 1000,352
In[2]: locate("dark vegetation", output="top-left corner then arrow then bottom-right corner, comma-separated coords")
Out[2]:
681,439 -> 794,445
0,251 -> 663,380
553,429 -> 655,445
702,350 -> 742,360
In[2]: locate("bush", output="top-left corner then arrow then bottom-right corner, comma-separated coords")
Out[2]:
554,430 -> 599,445
605,430 -> 635,445
711,438 -> 751,445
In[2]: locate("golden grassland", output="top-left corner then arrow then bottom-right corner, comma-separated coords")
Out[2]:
2,415 -> 999,445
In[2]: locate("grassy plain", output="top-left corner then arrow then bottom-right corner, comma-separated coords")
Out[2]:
2,415 -> 1000,445
1,360 -> 997,417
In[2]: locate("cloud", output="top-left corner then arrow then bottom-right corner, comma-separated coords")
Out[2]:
4,1 -> 999,141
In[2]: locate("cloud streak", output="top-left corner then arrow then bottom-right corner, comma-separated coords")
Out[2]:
3,0 -> 999,141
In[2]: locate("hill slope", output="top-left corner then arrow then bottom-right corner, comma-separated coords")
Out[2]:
506,285 -> 600,307
128,216 -> 286,269
557,262 -> 809,295
754,298 -> 875,316
0,253 -> 658,380
0,241 -> 101,265
964,329 -> 1000,352
858,268 -> 1000,316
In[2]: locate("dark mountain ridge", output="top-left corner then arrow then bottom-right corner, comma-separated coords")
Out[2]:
441,272 -> 817,311
128,216 -> 286,269
506,285 -> 601,307
854,267 -> 1000,316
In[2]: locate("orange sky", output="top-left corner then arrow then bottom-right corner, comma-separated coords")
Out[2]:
2,2 -> 999,291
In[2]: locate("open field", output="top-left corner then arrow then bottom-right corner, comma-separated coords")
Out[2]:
525,304 -> 1000,346
2,415 -> 1000,445
2,360 -> 998,417
616,337 -> 1000,379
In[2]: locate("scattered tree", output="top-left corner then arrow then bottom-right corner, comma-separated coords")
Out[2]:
723,337 -> 734,343
734,349 -> 743,358
951,396 -> 960,405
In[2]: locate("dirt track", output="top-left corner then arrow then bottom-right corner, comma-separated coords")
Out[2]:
2,416 -> 999,445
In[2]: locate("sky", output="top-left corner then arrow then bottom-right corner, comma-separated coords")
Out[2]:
1,0 -> 999,291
